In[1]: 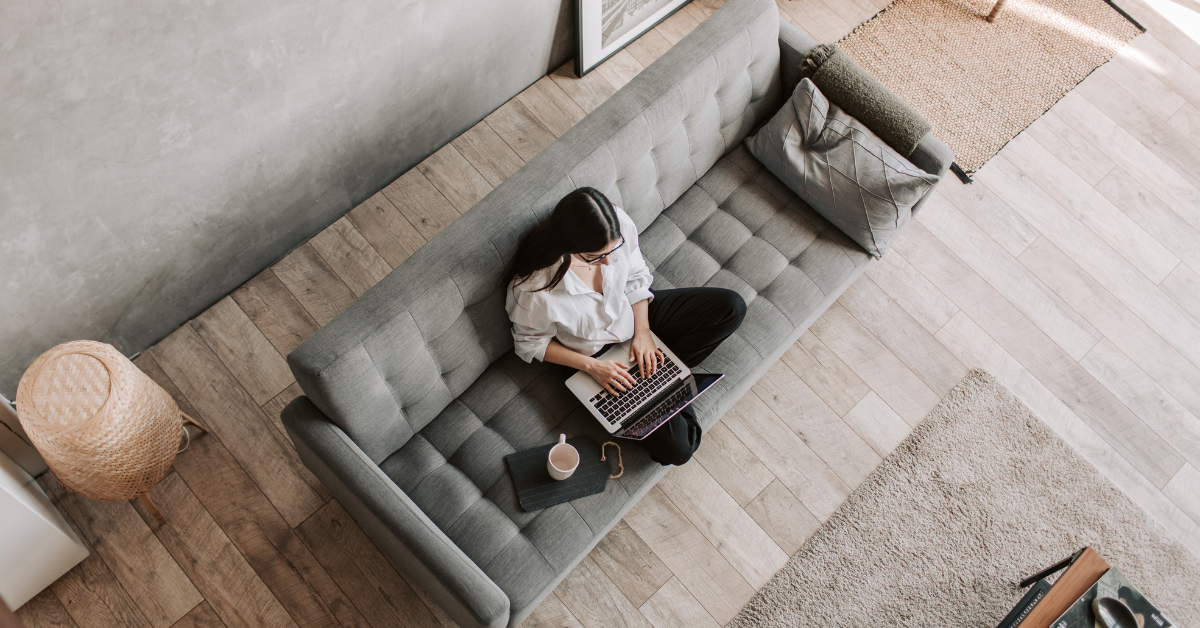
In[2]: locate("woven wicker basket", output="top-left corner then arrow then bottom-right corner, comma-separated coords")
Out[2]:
16,340 -> 182,501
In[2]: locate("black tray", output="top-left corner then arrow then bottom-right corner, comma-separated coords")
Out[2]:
505,437 -> 610,512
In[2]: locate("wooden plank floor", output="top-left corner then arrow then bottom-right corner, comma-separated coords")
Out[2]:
19,0 -> 1200,625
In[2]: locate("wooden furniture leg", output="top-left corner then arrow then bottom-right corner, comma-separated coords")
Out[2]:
138,493 -> 166,526
181,412 -> 209,435
987,0 -> 1006,22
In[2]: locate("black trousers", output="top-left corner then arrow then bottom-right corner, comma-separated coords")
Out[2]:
635,287 -> 746,466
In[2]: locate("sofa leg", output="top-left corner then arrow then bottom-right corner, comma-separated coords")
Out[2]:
986,0 -> 1006,22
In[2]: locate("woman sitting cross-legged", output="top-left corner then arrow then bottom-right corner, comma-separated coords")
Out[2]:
504,187 -> 746,466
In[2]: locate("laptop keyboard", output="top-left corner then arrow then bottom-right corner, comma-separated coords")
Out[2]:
588,360 -> 683,426
622,385 -> 691,439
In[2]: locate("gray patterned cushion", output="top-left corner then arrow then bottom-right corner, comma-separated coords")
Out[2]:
744,78 -> 939,258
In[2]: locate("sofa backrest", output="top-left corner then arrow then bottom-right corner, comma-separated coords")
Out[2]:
287,0 -> 783,463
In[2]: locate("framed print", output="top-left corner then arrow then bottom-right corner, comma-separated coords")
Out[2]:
576,0 -> 693,76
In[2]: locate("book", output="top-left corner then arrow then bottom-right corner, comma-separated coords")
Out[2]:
1048,566 -> 1174,628
1016,547 -> 1110,628
996,579 -> 1052,628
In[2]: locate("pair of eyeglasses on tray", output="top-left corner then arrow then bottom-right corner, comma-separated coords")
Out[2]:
579,237 -> 625,265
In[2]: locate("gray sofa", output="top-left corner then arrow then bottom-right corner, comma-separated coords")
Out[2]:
281,0 -> 952,626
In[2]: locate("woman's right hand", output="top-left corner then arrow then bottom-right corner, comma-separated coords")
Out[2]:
586,358 -> 638,396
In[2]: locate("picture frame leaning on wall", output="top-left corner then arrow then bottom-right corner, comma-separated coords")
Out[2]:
576,0 -> 694,76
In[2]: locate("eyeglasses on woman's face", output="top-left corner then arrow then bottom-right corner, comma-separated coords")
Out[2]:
578,238 -> 624,265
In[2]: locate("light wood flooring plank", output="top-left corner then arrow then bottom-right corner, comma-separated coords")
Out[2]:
522,594 -> 584,628
623,487 -> 756,625
51,550 -> 152,628
170,432 -> 368,628
978,154 -> 1200,372
553,556 -> 650,628
723,392 -> 851,521
933,178 -> 1041,258
893,222 -> 1186,487
142,473 -> 297,628
516,76 -> 588,139
271,243 -> 357,327
1119,0 -> 1200,75
549,62 -> 618,115
657,461 -> 788,589
1023,111 -> 1115,186
381,169 -> 462,241
1075,71 -> 1200,197
231,269 -> 320,358
417,142 -> 494,213
1000,132 -> 1180,284
1096,166 -> 1200,274
308,217 -> 393,298
1160,263 -> 1200,321
1081,339 -> 1200,471
692,421 -> 775,507
780,332 -> 871,417
345,191 -> 427,270
1163,463 -> 1200,527
151,325 -> 329,527
1122,33 -> 1200,112
838,276 -> 970,396
594,50 -> 644,91
485,99 -> 559,163
752,360 -> 881,488
1017,237 -> 1200,433
743,479 -> 820,556
170,603 -> 226,628
625,29 -> 674,69
192,296 -> 293,406
452,121 -> 527,188
654,8 -> 701,44
38,474 -> 200,628
17,589 -> 81,628
919,191 -> 1103,361
1102,50 -> 1187,121
841,391 -> 910,458
810,304 -> 941,427
935,310 -> 1200,555
1053,91 -> 1200,234
589,520 -> 673,608
864,247 -> 959,335
776,0 -> 853,42
823,0 -> 880,25
296,501 -> 442,628
637,578 -> 720,628
1169,102 -> 1200,146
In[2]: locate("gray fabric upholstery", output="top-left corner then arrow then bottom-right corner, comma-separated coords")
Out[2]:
799,44 -> 932,158
744,79 -> 940,258
778,19 -> 815,98
282,0 -> 953,626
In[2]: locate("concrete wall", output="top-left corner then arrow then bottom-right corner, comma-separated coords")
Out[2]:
1,0 -> 574,396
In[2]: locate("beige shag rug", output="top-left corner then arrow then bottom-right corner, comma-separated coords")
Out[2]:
729,370 -> 1200,628
837,0 -> 1143,176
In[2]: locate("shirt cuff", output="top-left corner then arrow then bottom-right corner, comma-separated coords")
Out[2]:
626,287 -> 654,306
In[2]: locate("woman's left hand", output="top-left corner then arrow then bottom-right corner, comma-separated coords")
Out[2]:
629,331 -> 664,379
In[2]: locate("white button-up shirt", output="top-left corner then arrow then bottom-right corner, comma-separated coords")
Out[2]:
506,206 -> 654,363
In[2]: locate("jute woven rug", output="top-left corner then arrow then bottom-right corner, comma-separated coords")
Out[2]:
729,370 -> 1200,628
837,0 -> 1143,177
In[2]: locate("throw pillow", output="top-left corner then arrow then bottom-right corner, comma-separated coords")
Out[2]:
800,43 -> 931,158
744,79 -> 940,258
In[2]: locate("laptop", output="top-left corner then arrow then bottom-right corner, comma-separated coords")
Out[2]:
565,333 -> 724,440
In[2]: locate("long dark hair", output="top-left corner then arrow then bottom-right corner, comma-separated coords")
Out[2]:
505,187 -> 621,292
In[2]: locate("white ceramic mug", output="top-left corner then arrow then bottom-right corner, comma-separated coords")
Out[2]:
547,434 -> 579,481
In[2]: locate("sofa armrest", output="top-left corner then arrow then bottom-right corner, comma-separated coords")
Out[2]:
909,131 -> 953,178
282,396 -> 510,628
778,20 -> 817,99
